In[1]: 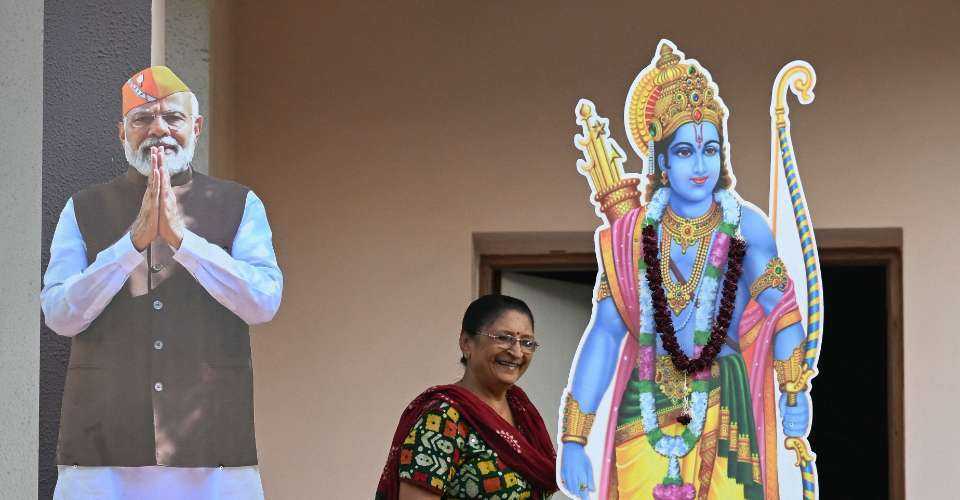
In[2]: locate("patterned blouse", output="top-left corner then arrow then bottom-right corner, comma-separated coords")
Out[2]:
398,402 -> 534,499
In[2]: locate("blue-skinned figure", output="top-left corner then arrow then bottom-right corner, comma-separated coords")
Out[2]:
558,41 -> 813,500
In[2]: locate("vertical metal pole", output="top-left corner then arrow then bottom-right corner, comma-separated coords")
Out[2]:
151,0 -> 166,65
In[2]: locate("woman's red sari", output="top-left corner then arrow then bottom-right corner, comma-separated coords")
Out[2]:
376,384 -> 557,499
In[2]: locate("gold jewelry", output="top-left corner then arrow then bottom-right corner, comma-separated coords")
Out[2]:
596,274 -> 612,300
561,394 -> 596,445
661,203 -> 722,254
658,204 -> 720,313
659,224 -> 712,315
655,356 -> 691,405
773,346 -> 803,391
661,170 -> 669,185
626,41 -> 727,158
750,257 -> 789,299
774,346 -> 814,405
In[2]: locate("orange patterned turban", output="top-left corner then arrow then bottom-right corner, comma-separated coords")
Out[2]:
121,65 -> 190,116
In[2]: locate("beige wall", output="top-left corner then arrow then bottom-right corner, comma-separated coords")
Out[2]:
212,1 -> 960,497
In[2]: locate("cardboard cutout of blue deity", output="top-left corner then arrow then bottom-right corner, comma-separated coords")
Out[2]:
557,39 -> 822,499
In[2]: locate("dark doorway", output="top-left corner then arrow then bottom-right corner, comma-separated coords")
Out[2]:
809,264 -> 888,499
479,228 -> 904,499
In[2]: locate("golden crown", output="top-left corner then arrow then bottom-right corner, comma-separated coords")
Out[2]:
626,41 -> 727,157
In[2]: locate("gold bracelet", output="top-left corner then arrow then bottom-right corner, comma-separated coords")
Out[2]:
774,346 -> 813,405
596,274 -> 612,300
561,395 -> 596,445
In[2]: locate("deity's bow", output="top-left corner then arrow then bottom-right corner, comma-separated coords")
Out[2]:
769,61 -> 821,500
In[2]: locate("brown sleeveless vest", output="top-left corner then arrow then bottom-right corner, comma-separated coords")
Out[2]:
59,167 -> 257,467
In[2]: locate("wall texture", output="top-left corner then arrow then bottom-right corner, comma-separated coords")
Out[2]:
0,1 -> 42,497
215,1 -> 959,497
40,0 -> 150,497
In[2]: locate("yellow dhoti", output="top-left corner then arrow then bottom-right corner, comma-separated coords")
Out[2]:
612,354 -> 765,500
615,398 -> 745,499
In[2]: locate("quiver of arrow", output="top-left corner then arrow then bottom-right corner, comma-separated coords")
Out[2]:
574,99 -> 643,224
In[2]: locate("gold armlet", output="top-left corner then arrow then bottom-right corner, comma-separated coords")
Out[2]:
561,395 -> 596,445
774,346 -> 814,405
750,257 -> 789,299
596,274 -> 612,300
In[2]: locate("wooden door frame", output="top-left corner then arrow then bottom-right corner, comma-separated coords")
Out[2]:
479,253 -> 597,295
478,227 -> 904,500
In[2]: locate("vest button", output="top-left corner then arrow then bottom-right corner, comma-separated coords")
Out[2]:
154,340 -> 164,350
154,382 -> 164,392
153,300 -> 163,311
151,263 -> 164,273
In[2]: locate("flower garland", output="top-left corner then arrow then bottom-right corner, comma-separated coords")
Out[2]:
635,188 -> 746,494
644,190 -> 747,375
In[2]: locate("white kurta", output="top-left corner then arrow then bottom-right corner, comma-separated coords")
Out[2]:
42,191 -> 283,500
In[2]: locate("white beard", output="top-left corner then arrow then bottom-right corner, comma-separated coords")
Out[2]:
124,132 -> 196,177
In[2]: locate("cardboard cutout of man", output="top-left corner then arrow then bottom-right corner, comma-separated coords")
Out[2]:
557,41 -> 821,499
41,66 -> 282,500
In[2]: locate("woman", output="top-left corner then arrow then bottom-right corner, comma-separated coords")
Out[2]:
376,295 -> 558,499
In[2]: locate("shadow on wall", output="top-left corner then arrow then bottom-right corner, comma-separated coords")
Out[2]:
40,1 -> 151,497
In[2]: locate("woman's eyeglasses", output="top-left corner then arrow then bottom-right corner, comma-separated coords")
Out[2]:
475,331 -> 541,353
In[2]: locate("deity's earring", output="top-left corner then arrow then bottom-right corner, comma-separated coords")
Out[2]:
661,171 -> 670,185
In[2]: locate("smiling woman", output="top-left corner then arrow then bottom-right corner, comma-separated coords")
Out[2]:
375,295 -> 558,500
